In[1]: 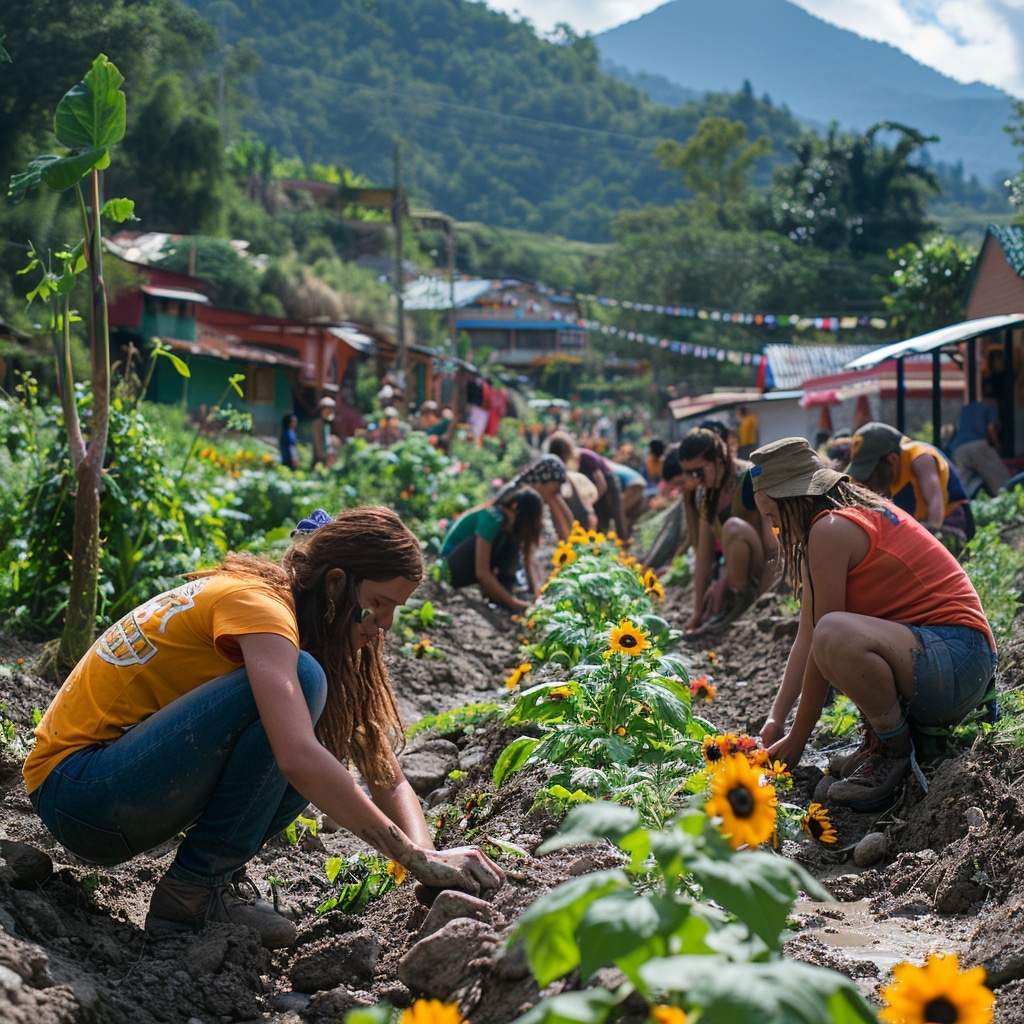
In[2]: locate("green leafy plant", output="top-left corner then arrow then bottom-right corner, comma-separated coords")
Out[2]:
317,853 -> 403,914
10,54 -> 137,672
406,702 -> 502,740
509,802 -> 876,1024
962,522 -> 1024,639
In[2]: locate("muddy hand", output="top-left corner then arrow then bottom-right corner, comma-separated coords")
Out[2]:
414,845 -> 505,897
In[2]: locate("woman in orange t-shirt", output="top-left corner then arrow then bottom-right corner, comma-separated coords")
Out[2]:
751,438 -> 996,813
24,507 -> 502,948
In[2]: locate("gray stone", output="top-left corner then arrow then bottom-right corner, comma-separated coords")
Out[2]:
853,832 -> 888,867
0,842 -> 53,887
290,931 -> 380,993
400,749 -> 459,796
418,890 -> 503,938
398,918 -> 499,999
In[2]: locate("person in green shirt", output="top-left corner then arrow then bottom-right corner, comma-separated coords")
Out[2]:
441,487 -> 544,612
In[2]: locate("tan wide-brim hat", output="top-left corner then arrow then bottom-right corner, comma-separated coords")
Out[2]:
749,437 -> 848,498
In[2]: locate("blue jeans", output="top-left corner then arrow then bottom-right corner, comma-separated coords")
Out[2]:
906,625 -> 996,726
31,651 -> 327,886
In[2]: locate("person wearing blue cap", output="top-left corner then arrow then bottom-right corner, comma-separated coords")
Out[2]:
23,507 -> 504,949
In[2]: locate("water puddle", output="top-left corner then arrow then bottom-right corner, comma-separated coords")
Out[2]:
794,897 -> 966,975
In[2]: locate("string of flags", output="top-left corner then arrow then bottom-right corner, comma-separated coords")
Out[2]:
575,292 -> 890,332
581,318 -> 764,365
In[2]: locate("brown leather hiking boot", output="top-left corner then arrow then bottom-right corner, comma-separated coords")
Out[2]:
826,724 -> 883,779
827,734 -> 912,812
145,871 -> 297,949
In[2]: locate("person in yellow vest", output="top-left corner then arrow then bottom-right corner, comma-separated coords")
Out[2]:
23,508 -> 503,949
736,405 -> 759,459
845,422 -> 974,547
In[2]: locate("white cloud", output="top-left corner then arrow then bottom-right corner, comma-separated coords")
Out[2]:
479,0 -> 1024,96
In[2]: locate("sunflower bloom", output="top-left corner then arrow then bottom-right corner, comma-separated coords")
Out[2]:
401,999 -> 467,1024
690,676 -> 716,702
569,523 -> 589,544
651,1007 -> 687,1024
879,953 -> 994,1024
801,803 -> 838,845
505,663 -> 532,689
702,735 -> 729,764
387,860 -> 408,885
586,529 -> 607,545
413,638 -> 433,659
606,619 -> 651,656
619,555 -> 639,570
553,542 -> 577,568
644,571 -> 666,600
705,753 -> 778,850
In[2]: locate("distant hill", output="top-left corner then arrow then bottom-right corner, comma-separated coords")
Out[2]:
597,0 -> 1019,185
179,0 -> 804,241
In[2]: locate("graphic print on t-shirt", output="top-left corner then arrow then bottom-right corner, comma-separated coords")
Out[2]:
96,578 -> 208,667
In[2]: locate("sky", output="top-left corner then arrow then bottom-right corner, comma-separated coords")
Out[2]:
479,0 -> 1024,98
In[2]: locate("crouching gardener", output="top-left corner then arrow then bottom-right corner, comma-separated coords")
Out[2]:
23,507 -> 504,948
750,438 -> 996,812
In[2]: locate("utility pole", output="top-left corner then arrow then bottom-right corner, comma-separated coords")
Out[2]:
392,144 -> 406,391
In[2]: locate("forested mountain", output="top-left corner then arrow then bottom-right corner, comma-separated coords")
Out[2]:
597,0 -> 1018,185
179,0 -> 804,241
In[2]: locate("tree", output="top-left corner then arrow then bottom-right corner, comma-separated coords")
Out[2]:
883,236 -> 975,336
9,54 -> 133,673
654,116 -> 772,228
756,122 -> 939,256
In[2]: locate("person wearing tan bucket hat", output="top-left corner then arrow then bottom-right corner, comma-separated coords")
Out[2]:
750,437 -> 996,813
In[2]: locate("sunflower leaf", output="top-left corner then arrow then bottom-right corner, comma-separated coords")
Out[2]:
638,956 -> 877,1023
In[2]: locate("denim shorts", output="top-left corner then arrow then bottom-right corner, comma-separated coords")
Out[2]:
906,624 -> 997,727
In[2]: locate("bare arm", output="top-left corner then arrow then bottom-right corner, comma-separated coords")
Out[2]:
367,748 -> 434,849
239,633 -> 504,895
687,518 -> 715,631
547,492 -> 574,542
913,454 -> 946,529
763,515 -> 862,767
473,535 -> 529,611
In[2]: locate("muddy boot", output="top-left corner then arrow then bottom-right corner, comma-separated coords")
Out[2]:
827,731 -> 912,813
826,724 -> 882,779
146,871 -> 297,949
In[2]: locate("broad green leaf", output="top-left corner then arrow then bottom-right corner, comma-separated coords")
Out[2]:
615,905 -> 715,987
577,891 -> 692,980
9,155 -> 62,200
156,348 -> 191,377
536,801 -> 641,854
638,956 -> 877,1023
101,197 -> 136,222
637,681 -> 692,734
40,147 -> 109,192
514,869 -> 630,987
419,600 -> 435,625
54,54 -> 126,150
492,735 -> 539,788
688,848 -> 828,951
324,856 -> 344,883
510,986 -> 624,1024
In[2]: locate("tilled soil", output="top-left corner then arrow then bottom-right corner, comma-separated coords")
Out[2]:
2,552 -> 1024,1023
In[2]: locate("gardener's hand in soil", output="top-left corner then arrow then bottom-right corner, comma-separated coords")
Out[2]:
410,845 -> 505,898
759,716 -> 785,750
766,730 -> 807,771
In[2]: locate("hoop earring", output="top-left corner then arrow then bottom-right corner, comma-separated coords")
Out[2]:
324,598 -> 336,625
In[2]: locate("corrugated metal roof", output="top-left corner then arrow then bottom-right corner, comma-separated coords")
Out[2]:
142,285 -> 209,304
764,343 -> 881,390
403,276 -> 495,311
328,325 -> 376,354
845,314 -> 1024,370
989,225 -> 1024,275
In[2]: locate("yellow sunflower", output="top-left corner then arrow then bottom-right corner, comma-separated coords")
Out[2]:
800,802 -> 838,845
704,753 -> 778,850
552,542 -> 577,568
505,662 -> 532,689
587,529 -> 607,545
413,638 -> 434,659
606,619 -> 651,656
651,1007 -> 687,1024
619,554 -> 640,570
387,860 -> 408,885
879,953 -> 994,1024
643,569 -> 666,600
401,999 -> 466,1024
702,734 -> 729,764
